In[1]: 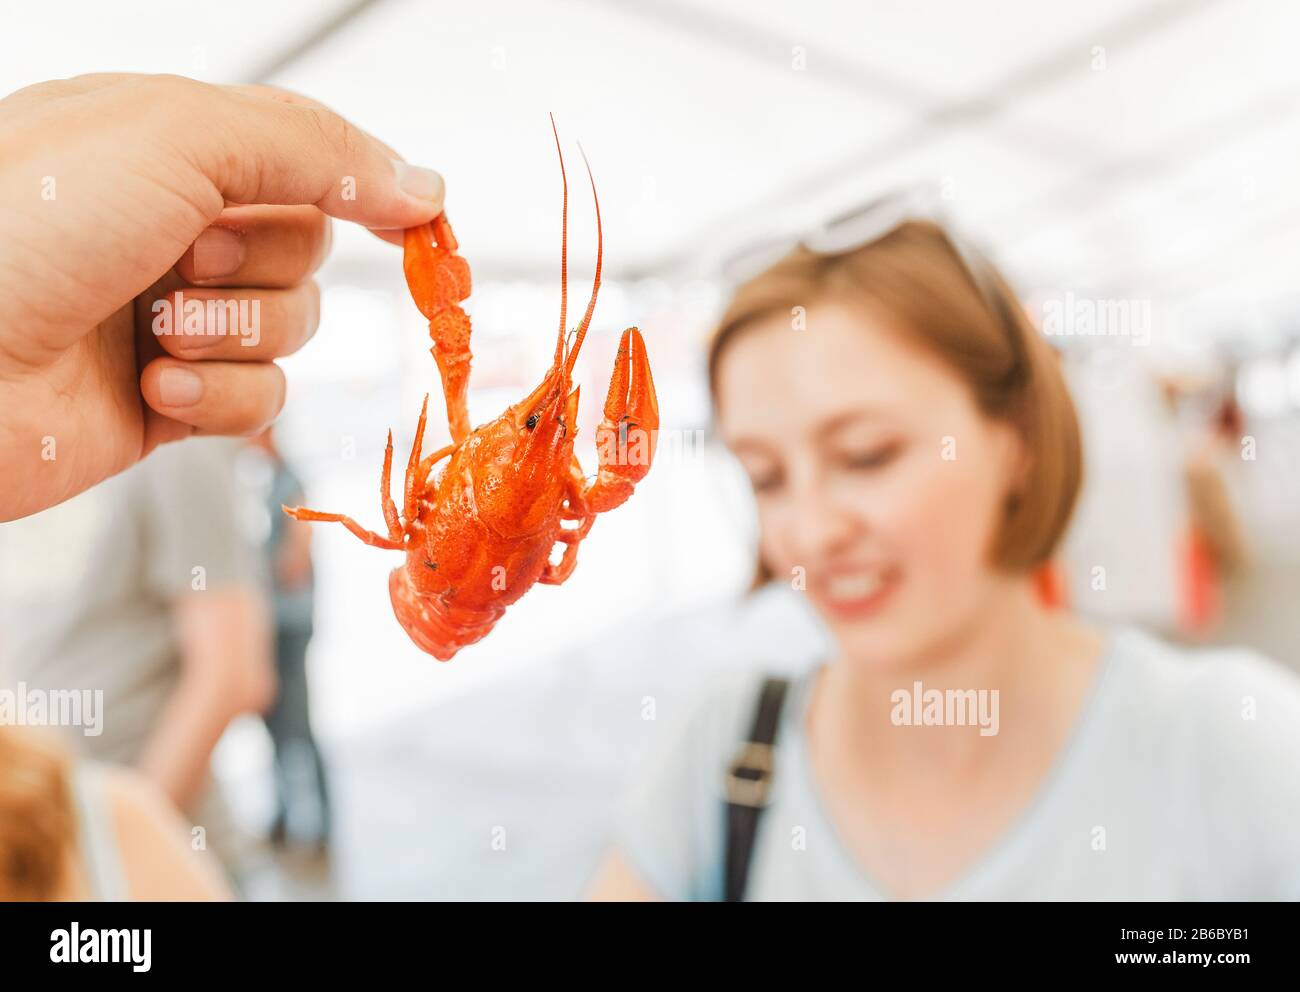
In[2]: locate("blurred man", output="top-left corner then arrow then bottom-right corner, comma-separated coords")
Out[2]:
0,436 -> 274,883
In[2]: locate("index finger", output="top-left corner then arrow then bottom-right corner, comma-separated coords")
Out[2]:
183,78 -> 444,230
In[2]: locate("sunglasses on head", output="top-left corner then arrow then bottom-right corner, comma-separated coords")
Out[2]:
721,186 -> 1000,298
719,185 -> 1021,350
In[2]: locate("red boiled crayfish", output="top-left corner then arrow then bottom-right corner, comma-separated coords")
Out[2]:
284,121 -> 658,660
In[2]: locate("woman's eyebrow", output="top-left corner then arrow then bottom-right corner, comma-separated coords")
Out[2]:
724,435 -> 776,455
725,409 -> 888,450
815,409 -> 885,436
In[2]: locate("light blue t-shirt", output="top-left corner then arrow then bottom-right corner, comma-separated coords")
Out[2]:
612,628 -> 1300,900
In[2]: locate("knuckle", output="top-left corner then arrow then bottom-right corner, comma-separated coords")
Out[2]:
312,209 -> 333,247
301,105 -> 362,160
146,73 -> 208,103
266,365 -> 288,418
294,211 -> 332,277
252,84 -> 308,106
233,366 -> 286,437
17,77 -> 79,100
301,281 -> 322,334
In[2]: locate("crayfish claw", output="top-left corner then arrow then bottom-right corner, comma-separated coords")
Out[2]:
585,327 -> 658,513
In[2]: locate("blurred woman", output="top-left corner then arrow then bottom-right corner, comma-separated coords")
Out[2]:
0,727 -> 229,900
588,215 -> 1300,901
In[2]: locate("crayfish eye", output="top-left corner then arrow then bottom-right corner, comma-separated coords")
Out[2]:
526,413 -> 539,430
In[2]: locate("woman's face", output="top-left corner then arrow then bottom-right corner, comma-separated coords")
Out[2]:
716,302 -> 1024,669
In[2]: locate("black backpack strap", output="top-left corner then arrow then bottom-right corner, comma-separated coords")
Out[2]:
723,676 -> 791,902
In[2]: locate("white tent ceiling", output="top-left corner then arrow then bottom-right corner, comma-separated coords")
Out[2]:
4,0 -> 1298,336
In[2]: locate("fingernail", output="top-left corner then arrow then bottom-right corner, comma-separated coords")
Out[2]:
393,160 -> 444,206
191,227 -> 245,281
158,366 -> 204,407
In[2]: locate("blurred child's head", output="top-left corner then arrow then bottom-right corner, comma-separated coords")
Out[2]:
0,727 -> 75,900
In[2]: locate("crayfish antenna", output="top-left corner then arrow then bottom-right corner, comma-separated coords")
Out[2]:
565,141 -> 603,379
550,113 -> 569,373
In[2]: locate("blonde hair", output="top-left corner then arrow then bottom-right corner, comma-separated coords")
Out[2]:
709,220 -> 1082,580
0,727 -> 77,900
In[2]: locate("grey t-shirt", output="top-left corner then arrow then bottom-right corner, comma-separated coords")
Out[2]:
0,438 -> 262,858
612,627 -> 1300,900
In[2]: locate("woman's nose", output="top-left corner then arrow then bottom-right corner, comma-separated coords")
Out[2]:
782,475 -> 862,564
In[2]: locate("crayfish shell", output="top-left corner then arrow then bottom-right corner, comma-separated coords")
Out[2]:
387,566 -> 503,661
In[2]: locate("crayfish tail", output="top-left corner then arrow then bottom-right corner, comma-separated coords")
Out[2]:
388,567 -> 499,661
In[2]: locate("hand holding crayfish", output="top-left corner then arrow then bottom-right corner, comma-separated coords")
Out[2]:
285,120 -> 659,660
0,73 -> 444,523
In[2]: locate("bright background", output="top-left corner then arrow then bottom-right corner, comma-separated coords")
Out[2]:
3,0 -> 1299,898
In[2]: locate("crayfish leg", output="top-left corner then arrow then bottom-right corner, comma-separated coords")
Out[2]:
402,395 -> 430,524
539,541 -> 580,586
403,219 -> 474,444
381,429 -> 402,541
401,395 -> 456,523
281,505 -> 404,551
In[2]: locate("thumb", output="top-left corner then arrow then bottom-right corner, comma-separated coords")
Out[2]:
191,84 -> 444,229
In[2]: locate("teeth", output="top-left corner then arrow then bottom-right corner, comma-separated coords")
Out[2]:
826,572 -> 884,601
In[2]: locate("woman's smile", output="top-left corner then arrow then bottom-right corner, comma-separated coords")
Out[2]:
815,563 -> 902,621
